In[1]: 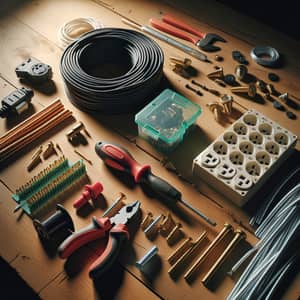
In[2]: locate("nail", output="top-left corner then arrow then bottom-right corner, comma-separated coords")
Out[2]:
74,149 -> 93,165
141,212 -> 154,230
135,246 -> 158,270
184,223 -> 233,281
168,237 -> 193,265
202,229 -> 246,286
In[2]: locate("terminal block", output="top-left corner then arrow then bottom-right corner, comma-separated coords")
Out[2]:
192,110 -> 297,206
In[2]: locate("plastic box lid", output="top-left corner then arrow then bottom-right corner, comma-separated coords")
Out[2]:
135,89 -> 201,146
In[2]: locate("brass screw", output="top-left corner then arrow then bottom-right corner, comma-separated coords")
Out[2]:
169,57 -> 192,69
207,102 -> 223,122
202,229 -> 246,286
144,214 -> 165,240
219,94 -> 233,114
207,68 -> 224,79
160,213 -> 176,237
27,154 -> 42,172
141,212 -> 154,230
66,122 -> 90,140
184,223 -> 233,281
168,231 -> 207,277
42,141 -> 57,159
31,146 -> 43,160
231,83 -> 256,98
168,237 -> 193,265
235,65 -> 248,81
102,193 -> 126,218
166,223 -> 182,245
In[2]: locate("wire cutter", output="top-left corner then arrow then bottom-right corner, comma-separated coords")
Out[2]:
58,201 -> 140,279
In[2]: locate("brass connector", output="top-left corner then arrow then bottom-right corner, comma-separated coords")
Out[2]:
207,102 -> 223,122
207,68 -> 224,79
202,229 -> 246,286
169,57 -> 192,69
231,83 -> 256,98
42,141 -> 57,159
219,94 -> 233,114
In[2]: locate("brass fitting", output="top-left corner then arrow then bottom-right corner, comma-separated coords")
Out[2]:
66,122 -> 90,140
219,94 -> 233,114
207,102 -> 223,122
160,213 -> 176,237
207,67 -> 224,79
166,223 -> 182,245
235,65 -> 248,81
202,229 -> 246,286
230,83 -> 256,98
184,223 -> 233,281
169,57 -> 192,69
42,141 -> 57,159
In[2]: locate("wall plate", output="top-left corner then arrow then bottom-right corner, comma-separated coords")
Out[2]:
192,110 -> 297,206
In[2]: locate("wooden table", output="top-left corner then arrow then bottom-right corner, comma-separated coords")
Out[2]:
0,1 -> 299,299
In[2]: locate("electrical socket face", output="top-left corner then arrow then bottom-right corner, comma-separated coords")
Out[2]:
193,110 -> 297,206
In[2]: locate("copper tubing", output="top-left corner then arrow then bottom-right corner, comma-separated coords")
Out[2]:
0,99 -> 63,147
184,223 -> 233,281
168,231 -> 207,276
202,229 -> 246,286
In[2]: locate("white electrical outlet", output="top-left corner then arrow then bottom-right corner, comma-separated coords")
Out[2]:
193,110 -> 298,206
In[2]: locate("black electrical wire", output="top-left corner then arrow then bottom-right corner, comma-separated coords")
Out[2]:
60,28 -> 164,114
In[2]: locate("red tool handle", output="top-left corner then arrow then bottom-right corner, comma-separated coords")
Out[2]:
95,141 -> 151,183
150,18 -> 199,44
58,217 -> 112,259
89,224 -> 129,279
162,14 -> 205,39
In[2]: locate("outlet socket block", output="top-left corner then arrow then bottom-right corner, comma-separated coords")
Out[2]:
193,110 -> 297,206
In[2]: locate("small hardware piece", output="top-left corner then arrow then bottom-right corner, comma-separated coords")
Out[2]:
74,149 -> 93,165
135,246 -> 159,271
184,223 -> 233,281
0,87 -> 33,118
266,84 -> 276,95
33,204 -> 74,242
160,213 -> 176,236
168,232 -> 207,277
15,57 -> 52,84
231,83 -> 256,98
141,212 -> 154,230
144,214 -> 165,240
250,46 -> 280,67
66,122 -> 90,141
232,50 -> 248,65
207,68 -> 224,79
278,92 -> 289,101
256,80 -> 268,93
101,193 -> 126,218
268,72 -> 279,82
73,182 -> 103,209
223,74 -> 237,86
235,65 -> 248,81
202,229 -> 246,286
169,57 -> 192,68
27,154 -> 42,172
43,141 -> 57,160
168,237 -> 193,265
286,111 -> 297,120
220,94 -> 233,114
166,222 -> 182,245
207,102 -> 223,122
32,146 -> 43,160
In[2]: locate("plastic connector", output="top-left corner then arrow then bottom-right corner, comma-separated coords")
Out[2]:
73,182 -> 103,209
0,87 -> 33,118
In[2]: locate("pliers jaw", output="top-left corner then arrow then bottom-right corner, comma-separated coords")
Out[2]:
110,200 -> 141,226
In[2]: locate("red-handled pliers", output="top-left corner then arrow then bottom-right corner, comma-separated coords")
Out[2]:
150,14 -> 226,52
58,201 -> 140,279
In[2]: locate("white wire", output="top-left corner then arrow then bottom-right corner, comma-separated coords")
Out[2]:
58,17 -> 104,48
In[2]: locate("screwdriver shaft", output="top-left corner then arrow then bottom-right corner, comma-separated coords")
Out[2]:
180,198 -> 216,226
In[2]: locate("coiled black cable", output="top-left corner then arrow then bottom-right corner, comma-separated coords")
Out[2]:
60,28 -> 164,114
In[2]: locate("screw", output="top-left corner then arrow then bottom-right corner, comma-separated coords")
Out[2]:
207,67 -> 224,79
141,212 -> 154,230
235,65 -> 248,81
144,214 -> 165,240
102,193 -> 126,218
169,57 -> 192,69
27,154 -> 42,172
160,213 -> 176,237
42,141 -> 57,159
168,231 -> 207,277
207,102 -> 223,122
168,237 -> 193,265
184,223 -> 233,281
185,84 -> 203,96
56,143 -> 63,154
191,80 -> 208,91
135,246 -> 158,271
31,145 -> 43,160
220,94 -> 233,114
230,83 -> 256,98
202,229 -> 246,286
166,223 -> 182,245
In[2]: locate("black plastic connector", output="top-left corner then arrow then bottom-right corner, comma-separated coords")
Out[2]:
0,87 -> 34,118
15,57 -> 52,84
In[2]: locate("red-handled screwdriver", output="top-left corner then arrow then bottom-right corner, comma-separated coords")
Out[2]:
95,141 -> 216,226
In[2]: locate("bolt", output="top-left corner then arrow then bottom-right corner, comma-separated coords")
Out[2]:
66,122 -> 90,140
184,223 -> 233,281
141,212 -> 154,230
144,214 -> 165,240
220,94 -> 233,114
56,143 -> 63,154
185,84 -> 203,96
168,231 -> 207,277
101,193 -> 126,218
207,102 -> 223,122
169,57 -> 191,69
207,67 -> 224,79
202,229 -> 246,286
135,246 -> 158,271
160,213 -> 176,237
166,223 -> 182,245
230,83 -> 256,98
42,141 -> 57,159
168,237 -> 193,265
235,65 -> 248,81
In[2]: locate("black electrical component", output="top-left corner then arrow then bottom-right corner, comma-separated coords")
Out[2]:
0,87 -> 33,118
15,57 -> 52,84
60,28 -> 164,114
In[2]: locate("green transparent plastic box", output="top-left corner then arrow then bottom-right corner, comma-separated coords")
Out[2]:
135,89 -> 202,152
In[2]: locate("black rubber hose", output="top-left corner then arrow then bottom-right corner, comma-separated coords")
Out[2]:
60,28 -> 164,114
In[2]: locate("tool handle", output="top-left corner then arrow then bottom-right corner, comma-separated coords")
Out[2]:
143,172 -> 181,205
150,18 -> 198,44
162,14 -> 205,38
58,217 -> 112,259
89,224 -> 129,279
95,141 -> 151,183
